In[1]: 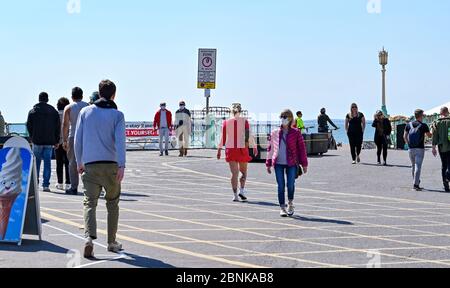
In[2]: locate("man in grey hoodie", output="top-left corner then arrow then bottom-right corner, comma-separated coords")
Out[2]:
75,79 -> 126,258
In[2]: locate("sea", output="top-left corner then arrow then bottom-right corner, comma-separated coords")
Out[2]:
250,119 -> 375,145
303,119 -> 375,144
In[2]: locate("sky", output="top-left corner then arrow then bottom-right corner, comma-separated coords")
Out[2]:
0,0 -> 449,123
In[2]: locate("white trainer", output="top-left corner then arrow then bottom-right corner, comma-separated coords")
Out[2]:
55,184 -> 64,191
107,241 -> 123,253
280,206 -> 288,217
238,188 -> 248,202
84,237 -> 94,258
287,202 -> 295,217
233,193 -> 240,202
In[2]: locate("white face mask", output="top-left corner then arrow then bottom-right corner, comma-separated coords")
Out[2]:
180,106 -> 185,110
282,119 -> 290,126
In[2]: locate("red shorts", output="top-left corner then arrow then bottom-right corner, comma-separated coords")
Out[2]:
225,148 -> 252,163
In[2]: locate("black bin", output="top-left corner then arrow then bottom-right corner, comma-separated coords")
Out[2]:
310,133 -> 329,155
396,124 -> 406,150
302,134 -> 312,155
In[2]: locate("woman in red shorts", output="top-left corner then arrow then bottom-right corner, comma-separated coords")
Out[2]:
217,103 -> 258,202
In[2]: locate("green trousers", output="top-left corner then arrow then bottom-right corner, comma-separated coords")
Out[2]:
82,163 -> 121,244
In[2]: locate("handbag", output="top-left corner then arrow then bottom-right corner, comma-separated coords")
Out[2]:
281,131 -> 303,179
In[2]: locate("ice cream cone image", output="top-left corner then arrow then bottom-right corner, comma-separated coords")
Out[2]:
0,148 -> 23,240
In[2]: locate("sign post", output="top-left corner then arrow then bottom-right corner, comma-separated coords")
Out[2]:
198,49 -> 217,149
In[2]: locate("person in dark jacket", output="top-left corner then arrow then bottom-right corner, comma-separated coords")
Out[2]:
27,92 -> 61,192
318,108 -> 339,133
372,110 -> 392,166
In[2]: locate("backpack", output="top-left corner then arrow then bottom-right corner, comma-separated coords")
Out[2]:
408,122 -> 422,147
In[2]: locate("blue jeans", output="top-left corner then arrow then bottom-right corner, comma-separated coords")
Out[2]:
274,164 -> 297,207
159,128 -> 170,153
33,145 -> 53,188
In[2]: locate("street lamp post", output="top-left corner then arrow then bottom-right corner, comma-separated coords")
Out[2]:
379,47 -> 389,116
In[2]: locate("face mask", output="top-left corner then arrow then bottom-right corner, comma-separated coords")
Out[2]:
282,119 -> 290,126
180,106 -> 185,110
160,106 -> 166,110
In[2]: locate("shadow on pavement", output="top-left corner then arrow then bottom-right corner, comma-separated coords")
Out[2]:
0,239 -> 69,254
360,163 -> 411,168
121,193 -> 149,198
247,201 -> 279,207
291,215 -> 353,225
308,154 -> 340,158
184,155 -> 214,159
88,252 -> 175,268
423,188 -> 450,194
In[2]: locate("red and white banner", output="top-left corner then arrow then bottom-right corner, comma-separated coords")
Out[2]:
126,129 -> 157,137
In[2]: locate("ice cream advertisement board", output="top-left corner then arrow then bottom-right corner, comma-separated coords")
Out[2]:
0,147 -> 33,243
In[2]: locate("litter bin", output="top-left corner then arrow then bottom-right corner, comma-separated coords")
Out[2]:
396,124 -> 407,150
302,134 -> 312,155
310,133 -> 329,155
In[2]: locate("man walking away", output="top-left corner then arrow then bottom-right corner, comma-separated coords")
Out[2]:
0,111 -> 5,137
63,87 -> 89,195
318,108 -> 339,133
27,92 -> 61,192
432,107 -> 450,192
153,103 -> 172,156
75,80 -> 126,258
404,109 -> 432,191
175,101 -> 192,157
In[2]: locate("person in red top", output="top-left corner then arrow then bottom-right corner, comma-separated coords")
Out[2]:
153,102 -> 173,156
217,103 -> 258,202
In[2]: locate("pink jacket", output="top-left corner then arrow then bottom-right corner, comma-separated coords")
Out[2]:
266,128 -> 308,168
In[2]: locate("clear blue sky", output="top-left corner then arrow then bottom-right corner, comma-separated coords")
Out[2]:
1,0 -> 449,123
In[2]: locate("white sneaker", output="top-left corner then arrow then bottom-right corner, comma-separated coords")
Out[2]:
280,206 -> 288,217
233,193 -> 240,202
55,184 -> 64,191
84,237 -> 94,258
107,241 -> 123,253
287,202 -> 295,216
352,161 -> 357,165
238,188 -> 248,202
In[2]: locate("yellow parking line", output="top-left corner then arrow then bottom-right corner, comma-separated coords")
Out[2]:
41,211 -> 264,268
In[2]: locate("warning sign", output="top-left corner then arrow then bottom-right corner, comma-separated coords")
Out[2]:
198,49 -> 217,89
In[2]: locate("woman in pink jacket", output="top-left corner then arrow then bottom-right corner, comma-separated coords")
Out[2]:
266,109 -> 308,217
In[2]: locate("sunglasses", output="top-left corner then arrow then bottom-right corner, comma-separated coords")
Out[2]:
280,116 -> 289,120
352,106 -> 357,109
